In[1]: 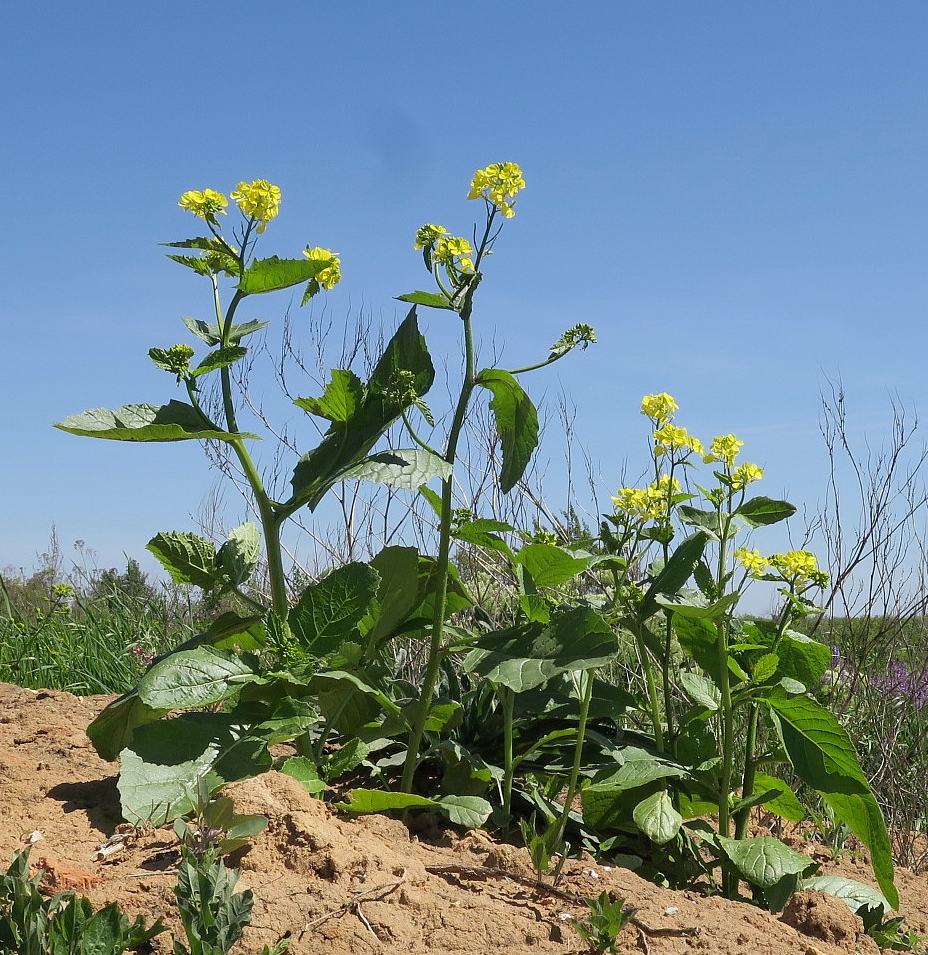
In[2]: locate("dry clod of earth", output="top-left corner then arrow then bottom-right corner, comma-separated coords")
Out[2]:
2,682 -> 928,954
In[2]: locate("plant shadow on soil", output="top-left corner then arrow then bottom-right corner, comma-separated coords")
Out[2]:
3,682 -> 928,955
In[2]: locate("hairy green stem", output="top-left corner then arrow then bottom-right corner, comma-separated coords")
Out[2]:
399,306 -> 477,793
552,668 -> 595,849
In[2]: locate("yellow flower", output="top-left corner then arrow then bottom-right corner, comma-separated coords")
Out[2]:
433,235 -> 475,272
467,162 -> 526,218
230,179 -> 282,232
730,462 -> 764,490
611,474 -> 680,524
302,246 -> 342,290
640,393 -> 678,424
653,423 -> 703,456
769,550 -> 819,580
414,224 -> 449,249
734,547 -> 768,575
704,434 -> 744,468
178,188 -> 228,221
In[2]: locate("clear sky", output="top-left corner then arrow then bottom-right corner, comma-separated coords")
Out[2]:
2,3 -> 926,595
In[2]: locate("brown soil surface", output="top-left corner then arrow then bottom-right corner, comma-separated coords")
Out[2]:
2,682 -> 927,954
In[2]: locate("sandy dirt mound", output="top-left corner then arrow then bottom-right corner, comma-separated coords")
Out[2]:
2,682 -> 927,954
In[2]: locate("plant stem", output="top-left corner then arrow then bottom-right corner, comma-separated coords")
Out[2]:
552,668 -> 595,850
500,685 -> 516,818
399,302 -> 477,794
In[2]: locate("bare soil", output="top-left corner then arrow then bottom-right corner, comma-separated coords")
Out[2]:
2,682 -> 927,954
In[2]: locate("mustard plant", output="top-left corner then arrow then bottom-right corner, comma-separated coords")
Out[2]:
583,395 -> 898,908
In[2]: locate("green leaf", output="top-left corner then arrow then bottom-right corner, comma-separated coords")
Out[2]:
364,546 -> 422,648
515,543 -> 590,587
801,876 -> 891,918
280,756 -> 326,795
294,369 -> 365,422
765,688 -> 897,908
463,607 -> 615,692
475,368 -> 539,493
655,591 -> 740,620
190,345 -> 248,378
289,308 -> 435,510
290,563 -> 380,656
716,835 -> 816,897
753,653 -> 780,684
452,519 -> 516,558
86,689 -> 168,762
325,737 -> 371,779
55,400 -> 257,442
227,319 -> 270,343
336,790 -> 491,827
216,522 -> 261,588
677,506 -> 725,540
639,533 -> 710,622
182,315 -> 222,345
633,790 -> 682,845
117,714 -> 270,825
775,629 -> 832,687
673,615 -> 725,687
238,255 -> 335,294
396,290 -> 455,310
147,531 -> 218,589
338,790 -> 436,814
752,772 -> 807,822
137,648 -> 258,710
434,795 -> 493,828
679,671 -> 720,711
735,497 -> 797,528
339,449 -> 452,489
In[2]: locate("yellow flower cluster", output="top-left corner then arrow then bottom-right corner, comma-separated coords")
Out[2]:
734,547 -> 829,587
414,224 -> 449,250
302,247 -> 342,290
230,180 -> 282,233
611,474 -> 680,523
734,547 -> 767,574
640,393 -> 678,424
178,188 -> 228,221
433,235 -> 475,272
769,550 -> 821,581
467,162 -> 526,218
704,434 -> 744,468
653,423 -> 703,457
730,462 -> 764,490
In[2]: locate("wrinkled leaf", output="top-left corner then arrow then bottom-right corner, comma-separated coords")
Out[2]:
216,522 -> 261,588
55,401 -> 257,442
290,563 -> 380,656
137,648 -> 258,710
339,449 -> 452,489
147,532 -> 218,589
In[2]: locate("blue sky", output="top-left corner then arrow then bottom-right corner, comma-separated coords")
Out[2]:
2,3 -> 926,594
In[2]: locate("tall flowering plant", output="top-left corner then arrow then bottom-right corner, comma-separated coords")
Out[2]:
55,166 -> 594,829
585,395 -> 897,909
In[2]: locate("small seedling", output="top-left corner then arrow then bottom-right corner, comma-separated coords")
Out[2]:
571,891 -> 638,954
173,779 -> 268,862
